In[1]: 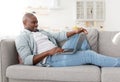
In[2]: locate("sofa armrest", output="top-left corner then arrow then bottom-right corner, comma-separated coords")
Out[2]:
0,39 -> 19,82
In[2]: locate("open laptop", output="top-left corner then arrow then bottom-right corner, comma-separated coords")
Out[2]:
57,33 -> 87,55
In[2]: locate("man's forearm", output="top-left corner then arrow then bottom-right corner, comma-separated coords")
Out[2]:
66,27 -> 87,38
66,30 -> 76,38
33,51 -> 49,65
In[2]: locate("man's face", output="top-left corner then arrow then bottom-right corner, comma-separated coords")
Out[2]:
25,15 -> 38,32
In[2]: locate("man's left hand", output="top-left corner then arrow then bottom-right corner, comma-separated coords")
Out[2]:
74,27 -> 88,34
67,27 -> 88,38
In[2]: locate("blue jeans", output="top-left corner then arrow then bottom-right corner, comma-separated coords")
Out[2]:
46,34 -> 119,67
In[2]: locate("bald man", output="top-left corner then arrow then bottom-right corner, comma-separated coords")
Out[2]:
22,13 -> 38,32
15,13 -> 120,67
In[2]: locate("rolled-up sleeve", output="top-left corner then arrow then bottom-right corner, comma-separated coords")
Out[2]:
24,55 -> 34,65
15,35 -> 34,65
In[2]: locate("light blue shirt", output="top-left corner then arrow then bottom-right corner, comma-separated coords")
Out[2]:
15,29 -> 68,65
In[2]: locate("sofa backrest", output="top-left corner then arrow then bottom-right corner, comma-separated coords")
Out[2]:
98,31 -> 120,57
0,39 -> 19,82
0,40 -> 2,82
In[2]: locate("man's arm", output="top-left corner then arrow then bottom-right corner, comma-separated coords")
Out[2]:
33,47 -> 64,65
15,36 -> 35,65
16,35 -> 64,65
33,51 -> 49,65
67,27 -> 88,38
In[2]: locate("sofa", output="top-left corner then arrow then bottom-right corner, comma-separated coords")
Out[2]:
0,29 -> 120,82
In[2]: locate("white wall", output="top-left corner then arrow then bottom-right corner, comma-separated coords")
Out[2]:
104,0 -> 120,31
37,0 -> 120,31
0,0 -> 25,36
37,0 -> 76,30
1,0 -> 120,37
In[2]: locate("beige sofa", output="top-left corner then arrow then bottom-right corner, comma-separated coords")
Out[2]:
0,29 -> 120,82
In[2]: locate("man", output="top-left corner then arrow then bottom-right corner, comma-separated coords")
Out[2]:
15,13 -> 120,67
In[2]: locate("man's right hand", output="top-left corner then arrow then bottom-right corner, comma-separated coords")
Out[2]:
47,47 -> 64,55
33,47 -> 63,65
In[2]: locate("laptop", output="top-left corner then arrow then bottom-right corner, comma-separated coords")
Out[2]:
56,33 -> 87,55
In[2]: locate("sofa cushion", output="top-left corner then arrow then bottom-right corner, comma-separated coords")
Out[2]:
98,31 -> 120,57
6,65 -> 100,82
102,67 -> 120,82
86,29 -> 99,52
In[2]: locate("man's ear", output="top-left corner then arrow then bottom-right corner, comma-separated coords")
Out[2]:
23,20 -> 27,26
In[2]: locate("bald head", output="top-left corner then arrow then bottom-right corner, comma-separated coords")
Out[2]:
23,13 -> 35,23
22,13 -> 38,32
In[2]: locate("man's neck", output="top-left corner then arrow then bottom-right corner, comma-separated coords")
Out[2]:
25,28 -> 38,32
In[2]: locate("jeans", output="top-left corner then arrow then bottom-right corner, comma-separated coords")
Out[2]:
46,34 -> 119,67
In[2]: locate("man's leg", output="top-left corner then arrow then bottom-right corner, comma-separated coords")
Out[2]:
81,39 -> 90,50
62,34 -> 80,49
46,50 -> 119,67
62,34 -> 90,50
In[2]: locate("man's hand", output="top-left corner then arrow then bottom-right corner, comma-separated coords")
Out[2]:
47,47 -> 64,55
67,27 -> 88,38
74,27 -> 88,34
33,47 -> 63,65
